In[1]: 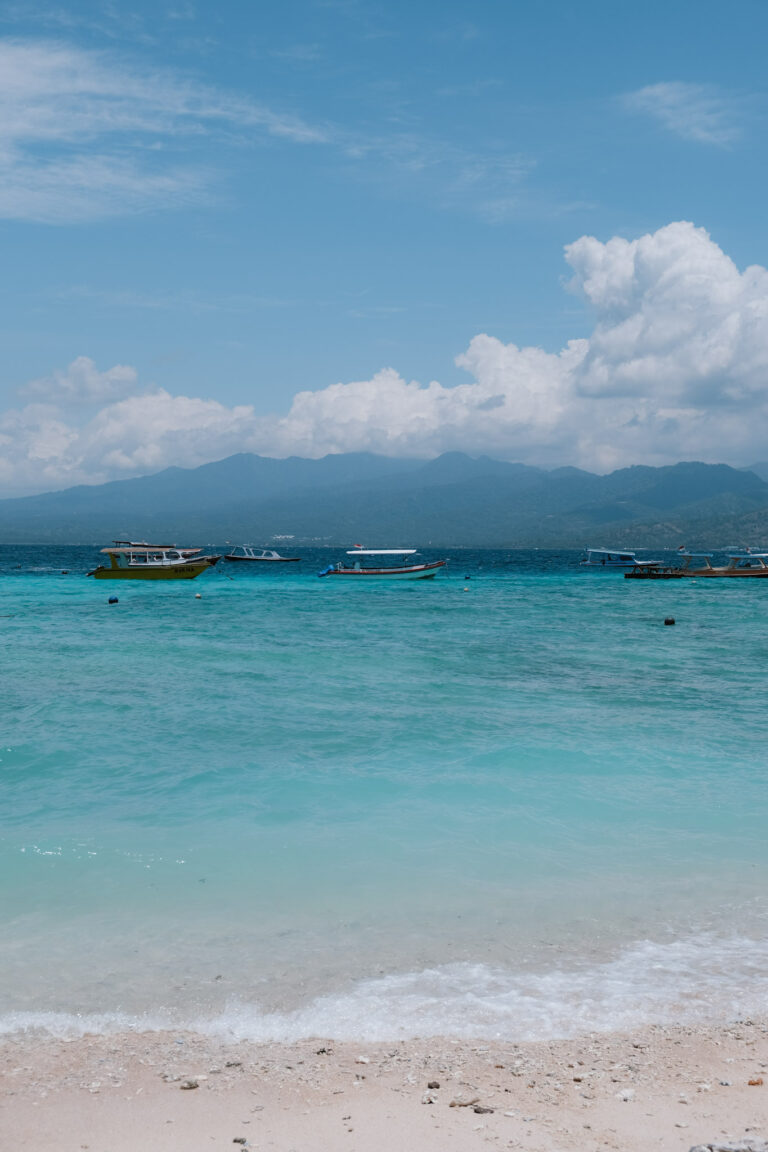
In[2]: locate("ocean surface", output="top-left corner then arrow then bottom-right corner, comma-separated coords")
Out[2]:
2,546 -> 768,1042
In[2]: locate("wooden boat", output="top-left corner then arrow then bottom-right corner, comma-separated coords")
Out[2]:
318,549 -> 446,581
626,552 -> 768,579
224,546 -> 301,562
87,542 -> 221,580
680,552 -> 768,577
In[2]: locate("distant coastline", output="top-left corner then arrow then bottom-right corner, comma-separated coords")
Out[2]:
1,452 -> 768,548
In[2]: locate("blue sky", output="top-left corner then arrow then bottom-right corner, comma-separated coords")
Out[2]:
1,0 -> 768,493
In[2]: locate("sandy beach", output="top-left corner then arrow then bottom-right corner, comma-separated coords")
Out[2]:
1,1020 -> 767,1151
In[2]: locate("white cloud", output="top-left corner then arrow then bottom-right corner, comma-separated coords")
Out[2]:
623,82 -> 742,146
21,355 -> 139,404
0,37 -> 532,225
3,221 -> 768,494
0,38 -> 326,221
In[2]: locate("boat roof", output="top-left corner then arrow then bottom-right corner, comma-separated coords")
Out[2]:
728,552 -> 768,559
585,547 -> 635,554
346,549 -> 417,555
112,539 -> 178,548
101,544 -> 199,554
680,552 -> 713,558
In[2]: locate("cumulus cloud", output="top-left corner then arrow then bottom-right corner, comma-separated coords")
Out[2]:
623,82 -> 742,146
21,356 -> 139,404
3,221 -> 768,494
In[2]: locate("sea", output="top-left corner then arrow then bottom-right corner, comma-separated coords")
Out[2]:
2,545 -> 768,1043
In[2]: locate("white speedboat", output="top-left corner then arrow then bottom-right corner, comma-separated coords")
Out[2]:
318,549 -> 446,581
224,546 -> 301,562
581,548 -> 660,569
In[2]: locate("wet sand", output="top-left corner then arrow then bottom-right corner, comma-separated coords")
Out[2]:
1,1020 -> 767,1150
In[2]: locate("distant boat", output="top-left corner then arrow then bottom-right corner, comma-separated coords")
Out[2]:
224,547 -> 301,562
87,542 -> 221,580
581,548 -> 661,569
318,548 -> 446,581
625,552 -> 768,579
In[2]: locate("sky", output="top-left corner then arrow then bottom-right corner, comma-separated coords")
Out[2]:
1,0 -> 768,495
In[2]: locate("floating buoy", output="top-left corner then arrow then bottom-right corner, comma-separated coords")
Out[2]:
463,575 -> 471,580
195,593 -> 202,599
664,617 -> 675,626
108,596 -> 118,605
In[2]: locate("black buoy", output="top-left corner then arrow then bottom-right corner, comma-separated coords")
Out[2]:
463,575 -> 471,580
664,617 -> 675,626
108,596 -> 119,605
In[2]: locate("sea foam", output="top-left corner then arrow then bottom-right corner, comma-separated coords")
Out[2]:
3,934 -> 767,1042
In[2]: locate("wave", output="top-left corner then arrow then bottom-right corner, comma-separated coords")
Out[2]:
3,934 -> 768,1042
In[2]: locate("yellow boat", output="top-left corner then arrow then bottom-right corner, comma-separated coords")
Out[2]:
87,541 -> 221,580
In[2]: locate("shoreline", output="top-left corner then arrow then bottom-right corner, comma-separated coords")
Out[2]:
2,1021 -> 767,1150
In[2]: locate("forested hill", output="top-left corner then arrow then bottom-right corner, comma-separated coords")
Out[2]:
1,451 -> 768,547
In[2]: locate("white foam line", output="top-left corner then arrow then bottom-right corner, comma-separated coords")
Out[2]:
4,934 -> 768,1042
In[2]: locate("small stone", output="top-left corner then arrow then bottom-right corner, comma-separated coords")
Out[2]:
421,1091 -> 437,1105
616,1088 -> 635,1102
427,1080 -> 440,1089
225,1061 -> 242,1068
474,1105 -> 494,1114
450,1093 -> 481,1108
355,1056 -> 370,1064
748,1077 -> 764,1086
179,1079 -> 199,1090
233,1140 -> 247,1146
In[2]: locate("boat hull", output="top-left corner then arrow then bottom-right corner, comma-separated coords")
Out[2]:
224,555 -> 301,562
684,569 -> 768,578
90,559 -> 218,580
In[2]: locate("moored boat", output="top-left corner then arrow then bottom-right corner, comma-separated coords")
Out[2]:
626,551 -> 768,579
87,542 -> 221,580
224,546 -> 301,562
318,549 -> 446,581
581,548 -> 661,568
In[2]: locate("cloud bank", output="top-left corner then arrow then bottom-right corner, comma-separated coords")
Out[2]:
3,221 -> 768,494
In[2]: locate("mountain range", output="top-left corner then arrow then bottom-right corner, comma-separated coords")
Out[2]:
3,452 -> 768,547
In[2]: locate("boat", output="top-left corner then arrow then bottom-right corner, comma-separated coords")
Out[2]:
581,548 -> 661,568
318,549 -> 446,581
224,546 -> 301,562
625,552 -> 768,579
87,542 -> 221,580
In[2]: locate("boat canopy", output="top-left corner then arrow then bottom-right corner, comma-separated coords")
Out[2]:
101,545 -> 199,555
728,552 -> 768,559
112,540 -> 178,548
345,549 -> 417,556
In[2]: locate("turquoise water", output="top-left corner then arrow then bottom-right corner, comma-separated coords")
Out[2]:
2,547 -> 768,1040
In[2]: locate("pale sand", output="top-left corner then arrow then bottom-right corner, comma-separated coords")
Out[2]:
1,1021 -> 767,1151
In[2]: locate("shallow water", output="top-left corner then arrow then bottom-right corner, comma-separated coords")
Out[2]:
2,546 -> 768,1039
